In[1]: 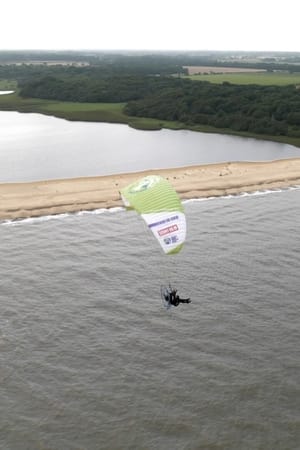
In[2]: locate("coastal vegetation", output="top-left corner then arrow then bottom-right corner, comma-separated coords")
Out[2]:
1,50 -> 300,147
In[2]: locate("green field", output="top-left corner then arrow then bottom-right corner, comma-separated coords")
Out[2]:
186,71 -> 300,86
0,79 -> 18,90
0,91 -> 167,130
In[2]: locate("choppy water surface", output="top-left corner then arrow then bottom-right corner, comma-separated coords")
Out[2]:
1,189 -> 299,450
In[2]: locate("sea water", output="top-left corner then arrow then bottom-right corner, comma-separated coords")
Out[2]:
0,189 -> 299,450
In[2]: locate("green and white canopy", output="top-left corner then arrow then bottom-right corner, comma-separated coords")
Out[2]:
120,175 -> 186,254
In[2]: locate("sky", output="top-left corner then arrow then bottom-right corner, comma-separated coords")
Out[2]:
1,0 -> 299,52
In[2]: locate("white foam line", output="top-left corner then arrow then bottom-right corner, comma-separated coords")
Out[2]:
183,184 -> 300,204
1,206 -> 127,226
1,186 -> 299,226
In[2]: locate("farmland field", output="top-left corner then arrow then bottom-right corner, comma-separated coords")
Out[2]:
0,79 -> 17,90
184,65 -> 267,74
186,71 -> 300,86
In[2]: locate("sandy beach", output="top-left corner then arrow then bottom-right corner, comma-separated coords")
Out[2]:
1,158 -> 300,220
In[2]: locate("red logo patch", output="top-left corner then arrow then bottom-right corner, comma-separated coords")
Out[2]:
158,224 -> 178,236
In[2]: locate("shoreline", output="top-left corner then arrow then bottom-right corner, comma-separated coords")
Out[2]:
1,95 -> 300,149
1,158 -> 300,220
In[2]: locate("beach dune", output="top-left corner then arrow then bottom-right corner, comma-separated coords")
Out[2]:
1,158 -> 300,220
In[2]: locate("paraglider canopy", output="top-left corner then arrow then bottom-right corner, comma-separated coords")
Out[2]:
120,175 -> 186,254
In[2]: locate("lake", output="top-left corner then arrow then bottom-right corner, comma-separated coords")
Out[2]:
0,111 -> 299,182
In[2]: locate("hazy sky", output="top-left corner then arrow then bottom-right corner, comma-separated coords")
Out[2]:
1,0 -> 299,52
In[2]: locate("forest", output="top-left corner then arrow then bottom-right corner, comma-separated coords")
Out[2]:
1,51 -> 300,139
125,81 -> 300,137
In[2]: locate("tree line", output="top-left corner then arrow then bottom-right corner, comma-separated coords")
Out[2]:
17,72 -> 300,138
125,81 -> 300,137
